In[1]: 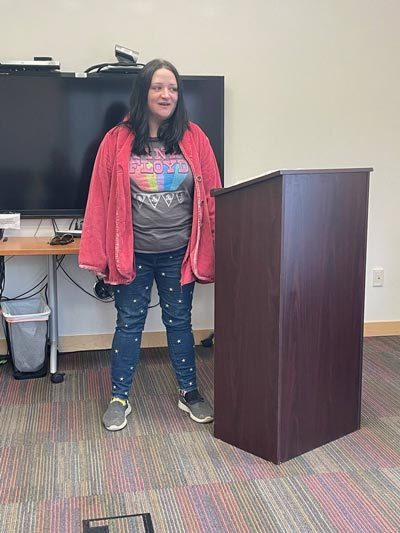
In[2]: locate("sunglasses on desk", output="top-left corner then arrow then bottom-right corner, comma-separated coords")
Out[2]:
49,234 -> 74,246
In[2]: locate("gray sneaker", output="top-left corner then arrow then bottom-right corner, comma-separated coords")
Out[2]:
178,389 -> 214,423
103,398 -> 132,431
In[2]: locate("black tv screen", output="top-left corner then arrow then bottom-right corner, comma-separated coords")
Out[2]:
0,72 -> 224,217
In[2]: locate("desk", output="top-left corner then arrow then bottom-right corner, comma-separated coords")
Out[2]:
0,237 -> 80,382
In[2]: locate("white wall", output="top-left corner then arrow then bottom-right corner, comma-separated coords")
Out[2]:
1,0 -> 399,342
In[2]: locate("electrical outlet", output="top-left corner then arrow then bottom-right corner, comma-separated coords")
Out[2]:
372,268 -> 384,287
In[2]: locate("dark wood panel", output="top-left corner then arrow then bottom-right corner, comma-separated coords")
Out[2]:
212,168 -> 372,197
213,168 -> 370,464
214,177 -> 283,461
278,171 -> 369,462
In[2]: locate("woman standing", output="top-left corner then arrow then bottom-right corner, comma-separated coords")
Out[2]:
79,59 -> 222,431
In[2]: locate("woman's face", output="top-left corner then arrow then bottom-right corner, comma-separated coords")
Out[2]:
147,68 -> 178,129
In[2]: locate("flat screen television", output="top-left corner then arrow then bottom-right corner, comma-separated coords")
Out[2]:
0,72 -> 224,217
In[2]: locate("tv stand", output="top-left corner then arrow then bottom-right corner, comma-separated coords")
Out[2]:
0,237 -> 80,382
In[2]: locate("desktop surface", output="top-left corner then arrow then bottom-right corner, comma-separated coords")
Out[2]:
0,236 -> 80,256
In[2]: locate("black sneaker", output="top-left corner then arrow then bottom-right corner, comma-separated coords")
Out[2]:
178,389 -> 214,423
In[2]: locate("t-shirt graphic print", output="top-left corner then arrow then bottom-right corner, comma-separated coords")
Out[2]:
129,139 -> 194,253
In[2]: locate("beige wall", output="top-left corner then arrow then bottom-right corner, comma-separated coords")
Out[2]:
1,0 -> 399,341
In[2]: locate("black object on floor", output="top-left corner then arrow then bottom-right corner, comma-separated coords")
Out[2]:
83,513 -> 154,532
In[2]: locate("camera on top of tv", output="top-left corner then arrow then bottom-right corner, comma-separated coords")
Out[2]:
85,45 -> 142,74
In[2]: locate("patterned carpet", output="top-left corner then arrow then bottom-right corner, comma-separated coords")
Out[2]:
0,337 -> 399,532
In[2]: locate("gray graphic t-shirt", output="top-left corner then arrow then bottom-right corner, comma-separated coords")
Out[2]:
129,138 -> 194,253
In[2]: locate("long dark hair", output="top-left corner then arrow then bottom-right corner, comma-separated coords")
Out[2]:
125,59 -> 189,155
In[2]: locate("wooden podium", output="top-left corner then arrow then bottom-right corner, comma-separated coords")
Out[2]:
212,168 -> 371,464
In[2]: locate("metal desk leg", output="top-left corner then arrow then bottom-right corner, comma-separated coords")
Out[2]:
48,255 -> 64,383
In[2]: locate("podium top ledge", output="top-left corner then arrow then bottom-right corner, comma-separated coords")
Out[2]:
211,167 -> 373,197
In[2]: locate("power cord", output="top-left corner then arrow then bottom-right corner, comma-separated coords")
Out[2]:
74,219 -> 83,231
0,256 -> 5,300
33,219 -> 43,237
1,257 -> 47,302
51,217 -> 79,235
0,233 -> 160,307
57,259 -> 114,302
1,280 -> 48,301
51,218 -> 59,234
59,260 -> 160,309
84,62 -> 144,74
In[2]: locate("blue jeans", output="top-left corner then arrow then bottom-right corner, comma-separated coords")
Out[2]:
111,247 -> 196,399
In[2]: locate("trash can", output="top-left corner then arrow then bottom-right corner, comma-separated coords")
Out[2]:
1,297 -> 50,379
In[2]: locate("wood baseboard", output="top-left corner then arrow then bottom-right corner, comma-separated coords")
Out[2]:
1,323 -> 399,355
58,329 -> 213,352
0,329 -> 213,354
363,321 -> 400,337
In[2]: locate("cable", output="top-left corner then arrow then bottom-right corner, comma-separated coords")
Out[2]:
1,277 -> 48,301
1,241 -> 160,309
49,217 -> 77,235
0,256 -> 5,299
59,260 -> 160,308
58,261 -> 114,302
9,284 -> 48,301
33,219 -> 43,237
84,62 -> 144,74
0,253 -> 48,302
1,251 -> 107,304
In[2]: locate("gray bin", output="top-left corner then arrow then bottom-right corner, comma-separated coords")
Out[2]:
1,297 -> 50,373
